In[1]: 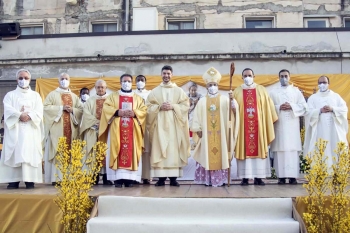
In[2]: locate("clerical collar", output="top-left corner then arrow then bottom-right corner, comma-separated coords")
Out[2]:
16,86 -> 30,93
17,85 -> 29,90
121,88 -> 132,93
208,92 -> 219,98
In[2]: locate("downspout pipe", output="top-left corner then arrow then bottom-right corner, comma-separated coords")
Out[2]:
124,0 -> 129,31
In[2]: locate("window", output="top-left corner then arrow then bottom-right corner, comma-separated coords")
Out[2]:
244,17 -> 274,28
21,25 -> 43,35
344,18 -> 350,27
304,18 -> 328,28
167,19 -> 195,30
92,23 -> 118,32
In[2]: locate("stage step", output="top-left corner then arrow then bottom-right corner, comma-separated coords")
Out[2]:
87,196 -> 299,233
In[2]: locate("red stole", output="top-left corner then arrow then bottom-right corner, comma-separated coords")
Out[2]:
243,89 -> 259,157
117,95 -> 134,169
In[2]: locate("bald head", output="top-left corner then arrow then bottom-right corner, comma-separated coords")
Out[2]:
95,79 -> 107,96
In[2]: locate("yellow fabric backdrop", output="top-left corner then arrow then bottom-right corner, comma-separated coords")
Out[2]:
35,74 -> 350,142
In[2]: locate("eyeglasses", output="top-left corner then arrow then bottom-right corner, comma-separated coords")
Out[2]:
318,82 -> 328,84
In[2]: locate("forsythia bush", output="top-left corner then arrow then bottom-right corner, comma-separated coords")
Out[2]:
303,139 -> 350,233
54,137 -> 107,233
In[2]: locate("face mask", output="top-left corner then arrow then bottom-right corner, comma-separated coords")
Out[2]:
208,86 -> 218,95
18,79 -> 30,88
81,94 -> 89,101
136,81 -> 145,89
318,83 -> 329,92
244,77 -> 254,86
122,82 -> 132,91
280,77 -> 289,86
60,80 -> 70,88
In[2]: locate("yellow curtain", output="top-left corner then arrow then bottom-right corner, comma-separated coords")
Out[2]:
35,74 -> 350,141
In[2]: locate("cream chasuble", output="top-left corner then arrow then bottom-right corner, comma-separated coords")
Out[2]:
80,94 -> 108,170
43,87 -> 83,183
146,82 -> 190,178
0,87 -> 44,183
191,94 -> 239,171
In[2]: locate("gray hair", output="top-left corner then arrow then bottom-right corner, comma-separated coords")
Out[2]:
58,72 -> 70,80
16,69 -> 31,79
95,79 -> 107,87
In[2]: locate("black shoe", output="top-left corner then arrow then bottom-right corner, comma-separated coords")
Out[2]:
143,179 -> 151,185
155,181 -> 165,186
289,178 -> 298,185
170,181 -> 180,187
52,182 -> 61,186
124,183 -> 134,187
278,178 -> 286,185
7,182 -> 20,189
240,178 -> 249,186
95,174 -> 100,185
25,182 -> 35,189
114,181 -> 122,188
254,178 -> 265,186
102,174 -> 113,186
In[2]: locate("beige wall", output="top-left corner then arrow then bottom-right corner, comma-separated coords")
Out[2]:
1,1 -> 349,33
1,0 -> 123,33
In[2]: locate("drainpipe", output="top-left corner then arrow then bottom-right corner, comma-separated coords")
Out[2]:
124,0 -> 129,31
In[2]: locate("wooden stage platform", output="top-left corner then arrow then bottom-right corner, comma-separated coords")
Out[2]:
0,179 -> 308,198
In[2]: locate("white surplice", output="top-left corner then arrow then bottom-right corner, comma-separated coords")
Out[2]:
0,86 -> 44,183
304,90 -> 348,170
269,85 -> 308,178
134,89 -> 151,180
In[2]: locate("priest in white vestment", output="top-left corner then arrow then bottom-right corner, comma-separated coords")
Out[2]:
80,79 -> 112,185
304,76 -> 348,171
269,69 -> 308,184
146,65 -> 190,187
190,67 -> 239,187
43,73 -> 83,185
232,68 -> 278,185
134,75 -> 152,185
0,69 -> 44,189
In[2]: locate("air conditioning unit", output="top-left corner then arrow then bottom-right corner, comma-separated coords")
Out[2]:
0,22 -> 21,40
66,0 -> 77,5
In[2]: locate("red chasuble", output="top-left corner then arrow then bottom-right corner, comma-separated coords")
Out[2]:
117,95 -> 134,169
243,89 -> 259,157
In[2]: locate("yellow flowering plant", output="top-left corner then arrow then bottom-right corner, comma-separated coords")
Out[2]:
303,139 -> 350,233
303,138 -> 329,233
54,137 -> 107,233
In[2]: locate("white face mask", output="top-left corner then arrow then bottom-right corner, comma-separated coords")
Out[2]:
208,86 -> 218,95
81,94 -> 89,101
280,77 -> 289,86
122,82 -> 132,91
18,79 -> 30,88
244,77 -> 254,86
136,81 -> 145,89
60,80 -> 70,88
318,83 -> 329,92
